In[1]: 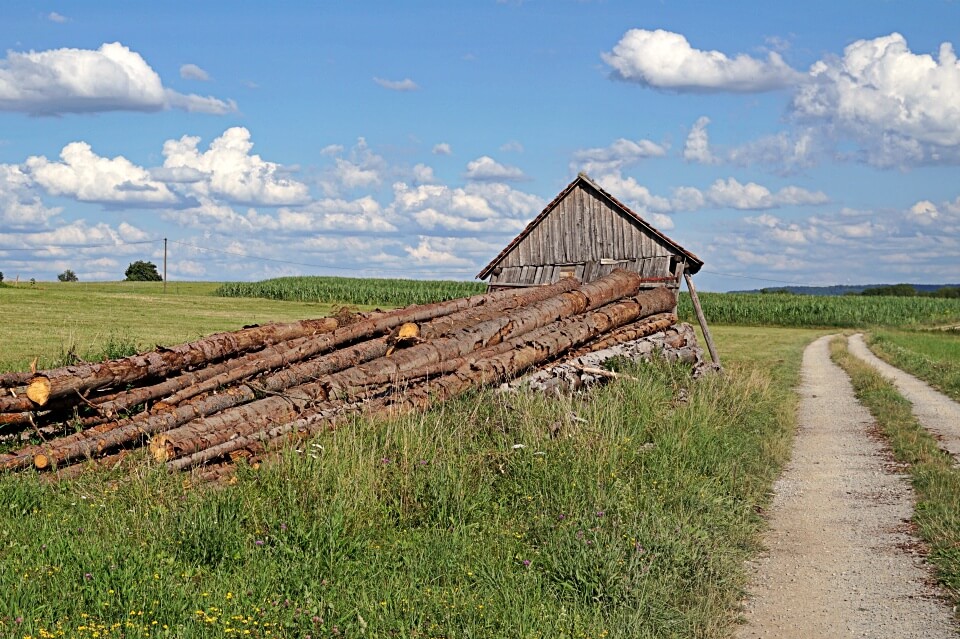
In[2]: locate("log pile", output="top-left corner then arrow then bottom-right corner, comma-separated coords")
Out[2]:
0,270 -> 686,479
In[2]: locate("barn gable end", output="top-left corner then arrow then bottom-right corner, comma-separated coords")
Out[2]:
477,173 -> 702,289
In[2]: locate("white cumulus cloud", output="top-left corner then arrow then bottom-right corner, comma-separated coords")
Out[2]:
671,178 -> 828,211
463,156 -> 527,182
26,142 -> 179,205
683,116 -> 718,164
602,28 -> 800,92
161,127 -> 310,205
792,33 -> 960,166
0,164 -> 62,228
571,138 -> 667,176
0,42 -> 236,115
432,142 -> 452,156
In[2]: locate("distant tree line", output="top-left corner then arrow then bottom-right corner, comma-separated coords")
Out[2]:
859,284 -> 960,298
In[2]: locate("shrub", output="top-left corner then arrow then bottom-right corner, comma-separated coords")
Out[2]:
124,260 -> 162,282
57,269 -> 79,282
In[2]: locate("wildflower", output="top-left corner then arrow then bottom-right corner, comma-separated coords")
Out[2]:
280,523 -> 287,531
381,457 -> 391,464
255,540 -> 264,546
596,511 -> 605,517
84,573 -> 93,581
522,559 -> 531,567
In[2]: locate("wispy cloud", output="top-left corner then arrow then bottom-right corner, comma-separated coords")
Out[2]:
373,77 -> 419,92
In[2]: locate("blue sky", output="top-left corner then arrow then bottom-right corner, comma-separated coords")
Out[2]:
1,1 -> 958,290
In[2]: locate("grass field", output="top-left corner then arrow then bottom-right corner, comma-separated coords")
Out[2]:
0,282 -> 344,373
866,330 -> 960,402
0,279 -> 826,638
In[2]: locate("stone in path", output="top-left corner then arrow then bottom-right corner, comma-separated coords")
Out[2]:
736,335 -> 955,638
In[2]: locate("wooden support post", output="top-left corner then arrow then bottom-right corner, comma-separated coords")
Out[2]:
683,270 -> 721,368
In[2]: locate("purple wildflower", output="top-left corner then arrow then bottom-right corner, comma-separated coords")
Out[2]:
522,559 -> 531,567
255,539 -> 264,546
84,572 -> 93,581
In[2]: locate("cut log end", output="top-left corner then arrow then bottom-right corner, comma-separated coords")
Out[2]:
149,435 -> 172,462
34,453 -> 50,470
26,376 -> 52,407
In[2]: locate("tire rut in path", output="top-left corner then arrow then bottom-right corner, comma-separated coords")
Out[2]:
736,335 -> 955,638
848,332 -> 960,460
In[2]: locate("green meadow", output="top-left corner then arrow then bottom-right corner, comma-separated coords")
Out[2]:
1,278 -> 957,637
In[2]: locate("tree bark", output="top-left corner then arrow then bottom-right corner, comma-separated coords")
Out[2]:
25,317 -> 342,407
150,271 -> 642,463
166,287 -> 676,470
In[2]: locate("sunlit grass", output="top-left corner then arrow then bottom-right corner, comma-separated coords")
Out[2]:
1,353 -> 797,638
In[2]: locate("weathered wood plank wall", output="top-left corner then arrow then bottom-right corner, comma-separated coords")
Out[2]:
489,183 -> 679,287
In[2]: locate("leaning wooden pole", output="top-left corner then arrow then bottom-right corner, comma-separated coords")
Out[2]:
683,270 -> 721,368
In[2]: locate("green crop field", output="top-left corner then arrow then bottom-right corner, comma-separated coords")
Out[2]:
215,276 -> 486,307
678,291 -> 960,328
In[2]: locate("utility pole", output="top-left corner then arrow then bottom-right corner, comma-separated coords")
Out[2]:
163,238 -> 168,294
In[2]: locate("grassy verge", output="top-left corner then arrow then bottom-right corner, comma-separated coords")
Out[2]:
1,347 -> 798,638
866,330 -> 960,402
831,337 -> 960,606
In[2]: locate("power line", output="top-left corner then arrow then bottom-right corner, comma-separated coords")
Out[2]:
699,269 -> 811,287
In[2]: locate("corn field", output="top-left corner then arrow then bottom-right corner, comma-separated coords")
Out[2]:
679,292 -> 960,328
217,278 -> 960,328
215,276 -> 486,307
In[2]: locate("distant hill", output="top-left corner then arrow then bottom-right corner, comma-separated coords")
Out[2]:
730,284 -> 960,296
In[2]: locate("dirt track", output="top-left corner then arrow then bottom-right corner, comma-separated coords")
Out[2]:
736,335 -> 956,638
848,333 -> 960,459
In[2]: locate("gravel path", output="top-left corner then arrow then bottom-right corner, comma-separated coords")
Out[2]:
848,332 -> 960,459
736,335 -> 956,638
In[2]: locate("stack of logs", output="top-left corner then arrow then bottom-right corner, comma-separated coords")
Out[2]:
0,270 -> 680,480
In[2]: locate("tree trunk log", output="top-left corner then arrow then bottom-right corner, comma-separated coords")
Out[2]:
25,317 -> 342,407
567,312 -> 677,356
151,271 -> 641,463
164,286 -> 675,470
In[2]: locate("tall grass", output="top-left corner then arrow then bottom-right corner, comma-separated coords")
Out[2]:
216,277 -> 486,307
679,292 -> 960,328
0,358 -> 794,638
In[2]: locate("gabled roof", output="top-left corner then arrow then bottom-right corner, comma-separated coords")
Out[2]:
476,172 -> 703,279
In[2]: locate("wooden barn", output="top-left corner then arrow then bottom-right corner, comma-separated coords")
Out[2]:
477,172 -> 721,366
477,172 -> 703,291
